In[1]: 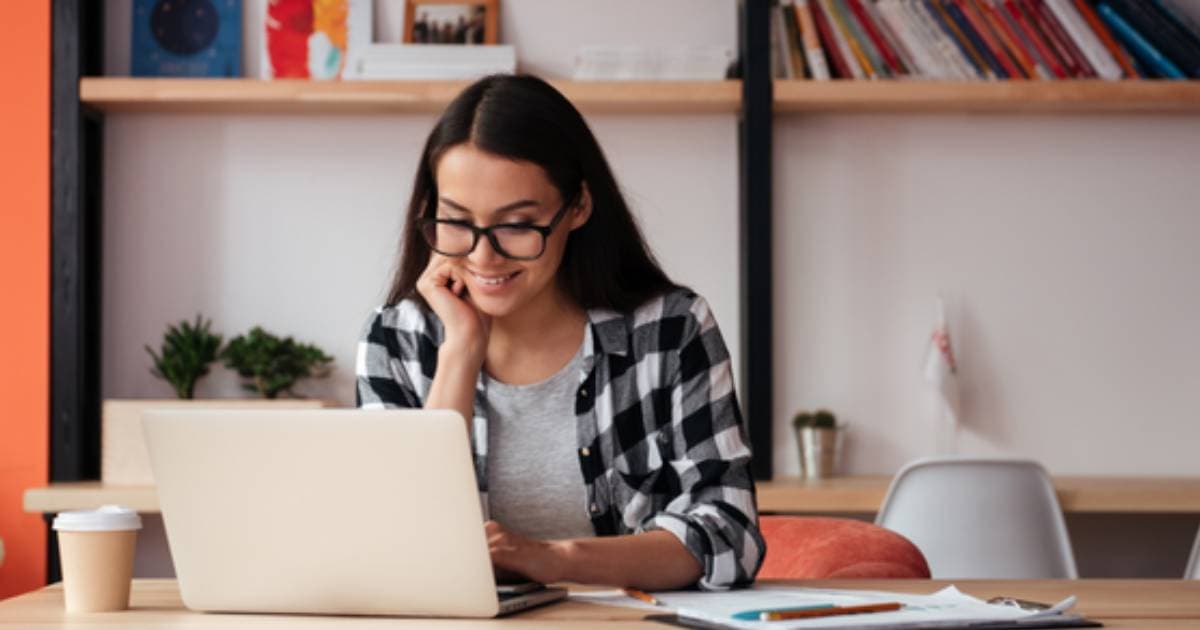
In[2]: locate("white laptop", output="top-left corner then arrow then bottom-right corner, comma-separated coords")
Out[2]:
142,408 -> 567,617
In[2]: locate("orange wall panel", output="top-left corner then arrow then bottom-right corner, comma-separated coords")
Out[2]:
0,0 -> 50,599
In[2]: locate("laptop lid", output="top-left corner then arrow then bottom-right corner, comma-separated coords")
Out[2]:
143,408 -> 504,617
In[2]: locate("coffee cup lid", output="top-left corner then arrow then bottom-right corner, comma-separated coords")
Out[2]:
52,505 -> 142,532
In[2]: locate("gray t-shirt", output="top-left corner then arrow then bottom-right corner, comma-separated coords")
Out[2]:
485,342 -> 595,541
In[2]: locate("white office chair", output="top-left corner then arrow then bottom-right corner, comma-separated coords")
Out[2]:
1186,526 -> 1200,579
876,456 -> 1078,579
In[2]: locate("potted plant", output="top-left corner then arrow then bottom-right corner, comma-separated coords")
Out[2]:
220,326 -> 333,399
792,409 -> 846,480
144,314 -> 222,399
103,318 -> 328,486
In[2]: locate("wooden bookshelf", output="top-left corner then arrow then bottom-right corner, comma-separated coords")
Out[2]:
78,78 -> 743,115
756,476 -> 1200,514
775,80 -> 1200,113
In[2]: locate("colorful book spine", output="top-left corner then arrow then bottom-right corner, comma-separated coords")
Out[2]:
1031,0 -> 1095,77
945,0 -> 1010,78
1071,0 -> 1140,77
957,0 -> 1026,78
796,0 -> 833,80
812,0 -> 860,78
1106,0 -> 1200,78
830,0 -> 887,77
926,0 -> 992,78
784,3 -> 809,78
848,0 -> 908,74
1020,0 -> 1082,76
990,0 -> 1055,78
1095,1 -> 1186,78
862,0 -> 922,74
877,0 -> 943,77
910,0 -> 978,78
1003,0 -> 1068,77
1045,0 -> 1122,79
974,0 -> 1042,78
774,3 -> 796,78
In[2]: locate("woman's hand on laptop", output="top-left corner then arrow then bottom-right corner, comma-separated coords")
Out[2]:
486,520 -> 568,585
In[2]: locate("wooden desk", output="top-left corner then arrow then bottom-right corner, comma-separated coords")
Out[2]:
25,476 -> 1200,515
2,579 -> 1199,628
756,476 -> 1200,514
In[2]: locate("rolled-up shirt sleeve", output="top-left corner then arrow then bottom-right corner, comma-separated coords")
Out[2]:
637,297 -> 765,590
354,305 -> 429,409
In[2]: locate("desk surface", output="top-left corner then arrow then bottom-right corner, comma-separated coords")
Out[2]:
24,476 -> 1200,515
2,579 -> 1199,628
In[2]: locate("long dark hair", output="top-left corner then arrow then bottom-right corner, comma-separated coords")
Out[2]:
386,74 -> 678,312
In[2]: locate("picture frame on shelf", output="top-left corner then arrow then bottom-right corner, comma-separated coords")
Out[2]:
404,0 -> 499,45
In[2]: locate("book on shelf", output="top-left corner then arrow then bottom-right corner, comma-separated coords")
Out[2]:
796,0 -> 834,80
131,0 -> 242,77
773,0 -> 1200,80
571,46 -> 734,81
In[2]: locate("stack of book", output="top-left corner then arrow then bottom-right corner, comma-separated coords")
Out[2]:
572,46 -> 735,80
347,44 -> 516,80
773,0 -> 1200,80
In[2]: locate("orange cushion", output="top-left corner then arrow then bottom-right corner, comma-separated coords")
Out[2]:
757,516 -> 931,580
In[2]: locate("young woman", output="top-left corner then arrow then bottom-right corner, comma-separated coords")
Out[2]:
356,74 -> 763,591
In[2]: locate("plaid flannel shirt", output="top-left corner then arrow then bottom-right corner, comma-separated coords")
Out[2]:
355,288 -> 764,589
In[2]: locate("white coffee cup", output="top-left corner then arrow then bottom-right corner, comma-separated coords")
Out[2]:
53,505 -> 142,612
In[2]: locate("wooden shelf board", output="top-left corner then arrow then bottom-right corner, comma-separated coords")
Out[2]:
79,78 -> 743,114
26,476 -> 1200,515
757,476 -> 1200,514
774,80 -> 1200,113
24,482 -> 159,513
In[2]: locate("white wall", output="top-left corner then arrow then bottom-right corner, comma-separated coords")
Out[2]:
101,1 -> 742,405
774,112 -> 1200,477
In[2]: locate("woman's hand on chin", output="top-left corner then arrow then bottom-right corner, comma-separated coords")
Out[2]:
486,520 -> 570,585
417,255 -> 491,363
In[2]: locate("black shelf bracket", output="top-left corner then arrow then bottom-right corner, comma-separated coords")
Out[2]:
49,0 -> 105,584
739,0 -> 774,481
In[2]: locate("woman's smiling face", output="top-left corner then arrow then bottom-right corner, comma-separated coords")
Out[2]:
432,143 -> 589,319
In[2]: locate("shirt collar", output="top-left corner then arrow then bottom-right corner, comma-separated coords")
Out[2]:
585,307 -> 630,358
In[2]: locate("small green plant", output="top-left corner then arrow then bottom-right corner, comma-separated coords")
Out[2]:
220,326 -> 333,399
792,408 -> 837,430
145,315 -> 223,399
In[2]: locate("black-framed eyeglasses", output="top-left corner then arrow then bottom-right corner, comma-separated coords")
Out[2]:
419,201 -> 572,261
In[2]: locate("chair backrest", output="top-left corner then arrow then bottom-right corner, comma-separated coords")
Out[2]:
1187,526 -> 1200,580
757,516 -> 931,580
875,456 -> 1078,579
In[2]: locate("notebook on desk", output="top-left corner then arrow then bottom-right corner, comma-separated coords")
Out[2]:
142,408 -> 567,618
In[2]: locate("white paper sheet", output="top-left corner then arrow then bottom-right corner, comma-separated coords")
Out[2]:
570,585 -> 1079,630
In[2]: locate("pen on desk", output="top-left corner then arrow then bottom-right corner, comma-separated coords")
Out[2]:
622,588 -> 662,606
731,604 -> 834,621
760,601 -> 903,621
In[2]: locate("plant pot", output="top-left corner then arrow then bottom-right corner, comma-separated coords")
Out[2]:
793,425 -> 846,480
101,399 -> 329,485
